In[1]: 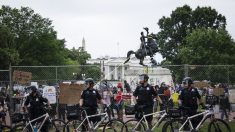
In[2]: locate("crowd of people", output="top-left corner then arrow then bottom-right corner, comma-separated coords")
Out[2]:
0,74 -> 234,131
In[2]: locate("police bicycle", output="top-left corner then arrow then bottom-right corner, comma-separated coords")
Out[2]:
162,104 -> 231,132
65,105 -> 127,132
124,96 -> 176,132
13,106 -> 66,132
124,105 -> 167,132
124,104 -> 168,132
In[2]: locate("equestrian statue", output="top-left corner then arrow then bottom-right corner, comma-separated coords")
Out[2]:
124,27 -> 160,66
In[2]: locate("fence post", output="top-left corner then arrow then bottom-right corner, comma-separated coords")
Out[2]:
184,64 -> 189,77
9,63 -> 14,123
227,66 -> 230,84
55,66 -> 58,83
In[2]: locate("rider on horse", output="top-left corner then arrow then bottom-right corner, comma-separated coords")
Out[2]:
124,27 -> 158,66
140,28 -> 158,64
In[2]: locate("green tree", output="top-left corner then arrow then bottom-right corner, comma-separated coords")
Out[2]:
0,25 -> 21,69
0,5 -> 67,67
179,28 -> 235,65
67,47 -> 91,65
157,5 -> 227,64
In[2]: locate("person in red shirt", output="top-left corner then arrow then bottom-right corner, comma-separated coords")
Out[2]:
114,83 -> 124,120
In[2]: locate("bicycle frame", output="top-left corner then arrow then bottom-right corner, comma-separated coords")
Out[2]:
23,113 -> 50,132
75,110 -> 108,131
133,110 -> 166,131
179,109 -> 213,131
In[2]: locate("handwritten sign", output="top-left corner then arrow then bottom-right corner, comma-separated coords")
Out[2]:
59,83 -> 84,104
229,89 -> 235,103
13,70 -> 32,85
43,86 -> 57,104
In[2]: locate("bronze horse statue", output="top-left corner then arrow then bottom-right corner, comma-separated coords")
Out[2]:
124,28 -> 159,66
124,47 -> 159,66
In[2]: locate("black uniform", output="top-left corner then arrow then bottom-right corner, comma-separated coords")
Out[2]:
81,88 -> 102,123
24,93 -> 49,131
179,87 -> 201,128
179,87 -> 201,111
133,84 -> 157,121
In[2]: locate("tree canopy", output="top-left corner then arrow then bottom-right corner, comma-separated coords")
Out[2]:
179,28 -> 235,65
0,5 -> 91,69
157,5 -> 234,65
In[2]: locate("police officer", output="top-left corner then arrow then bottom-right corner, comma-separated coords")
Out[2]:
80,78 -> 104,130
133,74 -> 162,128
178,77 -> 204,127
24,86 -> 51,132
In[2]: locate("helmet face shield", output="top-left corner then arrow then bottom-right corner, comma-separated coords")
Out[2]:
139,74 -> 149,84
85,78 -> 94,88
139,76 -> 145,81
182,77 -> 193,87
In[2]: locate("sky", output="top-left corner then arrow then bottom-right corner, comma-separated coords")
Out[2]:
1,0 -> 235,62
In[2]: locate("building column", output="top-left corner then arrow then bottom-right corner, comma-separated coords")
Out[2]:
122,66 -> 125,81
105,65 -> 110,80
115,65 -> 118,80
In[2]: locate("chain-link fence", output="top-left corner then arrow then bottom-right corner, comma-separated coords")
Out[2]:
162,65 -> 235,85
1,64 -> 235,124
8,64 -> 235,90
0,69 -> 9,87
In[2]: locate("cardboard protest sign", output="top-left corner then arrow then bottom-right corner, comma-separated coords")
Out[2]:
13,70 -> 32,85
43,86 -> 57,104
193,81 -> 209,88
229,89 -> 235,103
213,87 -> 224,96
59,83 -> 84,104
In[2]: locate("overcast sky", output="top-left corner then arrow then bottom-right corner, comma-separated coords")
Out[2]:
1,0 -> 235,62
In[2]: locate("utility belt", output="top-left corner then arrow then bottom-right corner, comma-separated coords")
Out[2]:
137,100 -> 153,106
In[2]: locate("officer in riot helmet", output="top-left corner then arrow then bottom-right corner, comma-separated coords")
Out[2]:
179,77 -> 204,127
133,74 -> 162,128
24,86 -> 51,132
80,78 -> 104,131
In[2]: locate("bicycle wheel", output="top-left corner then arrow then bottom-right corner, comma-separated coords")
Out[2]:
65,119 -> 87,132
49,119 -> 66,132
0,125 -> 12,132
208,118 -> 231,132
123,119 -> 145,132
162,118 -> 185,132
103,119 -> 127,132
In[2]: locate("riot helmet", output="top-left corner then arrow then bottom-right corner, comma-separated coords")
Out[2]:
139,74 -> 149,82
182,77 -> 193,86
85,78 -> 95,85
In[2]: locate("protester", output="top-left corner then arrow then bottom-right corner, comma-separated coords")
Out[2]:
124,80 -> 131,93
113,83 -> 124,120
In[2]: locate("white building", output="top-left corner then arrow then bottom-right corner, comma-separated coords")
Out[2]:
87,56 -> 174,90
